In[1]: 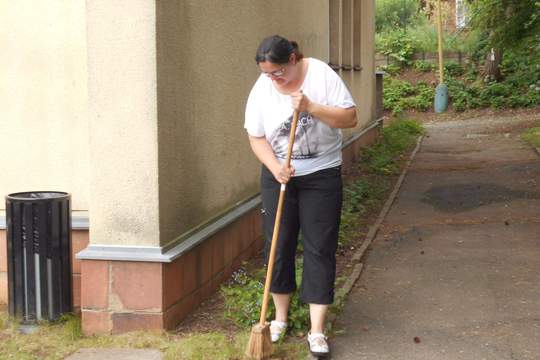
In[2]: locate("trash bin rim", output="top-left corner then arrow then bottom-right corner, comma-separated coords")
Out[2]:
6,191 -> 71,201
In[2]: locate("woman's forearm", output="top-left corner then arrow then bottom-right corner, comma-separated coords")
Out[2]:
307,103 -> 357,129
248,135 -> 295,184
248,135 -> 282,175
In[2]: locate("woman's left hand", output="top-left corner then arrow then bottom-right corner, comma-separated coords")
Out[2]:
291,91 -> 312,113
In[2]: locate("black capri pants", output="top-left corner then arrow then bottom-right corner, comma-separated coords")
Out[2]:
260,165 -> 342,305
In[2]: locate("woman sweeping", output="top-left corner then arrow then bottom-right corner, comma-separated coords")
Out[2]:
244,35 -> 357,356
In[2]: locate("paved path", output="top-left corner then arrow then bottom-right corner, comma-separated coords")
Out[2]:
331,115 -> 540,360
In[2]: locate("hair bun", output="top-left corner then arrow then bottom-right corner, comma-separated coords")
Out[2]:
289,40 -> 299,50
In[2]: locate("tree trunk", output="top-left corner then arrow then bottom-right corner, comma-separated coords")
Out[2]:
484,47 -> 503,82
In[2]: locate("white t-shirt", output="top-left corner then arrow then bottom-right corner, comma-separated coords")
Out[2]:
244,58 -> 356,176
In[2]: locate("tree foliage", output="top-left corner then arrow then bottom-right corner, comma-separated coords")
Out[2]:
376,0 -> 425,32
466,0 -> 540,50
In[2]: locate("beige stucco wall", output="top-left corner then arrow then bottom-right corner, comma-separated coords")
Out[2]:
1,0 -> 375,250
0,1 -> 89,211
156,0 -> 331,246
86,1 -> 160,247
342,0 -> 376,136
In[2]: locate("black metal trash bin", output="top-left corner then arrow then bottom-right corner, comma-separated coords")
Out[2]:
5,192 -> 72,323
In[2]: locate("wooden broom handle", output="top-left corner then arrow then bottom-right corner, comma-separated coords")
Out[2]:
259,110 -> 299,326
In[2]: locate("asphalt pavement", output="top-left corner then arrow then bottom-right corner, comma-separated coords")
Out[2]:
330,114 -> 540,360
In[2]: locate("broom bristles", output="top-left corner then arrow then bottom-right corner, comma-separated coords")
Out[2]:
245,323 -> 273,360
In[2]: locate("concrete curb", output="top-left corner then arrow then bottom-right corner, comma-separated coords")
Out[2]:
327,135 -> 425,331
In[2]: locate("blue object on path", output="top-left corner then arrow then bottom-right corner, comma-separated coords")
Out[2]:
434,83 -> 448,113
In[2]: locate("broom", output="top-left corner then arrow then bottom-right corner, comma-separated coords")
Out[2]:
245,110 -> 300,360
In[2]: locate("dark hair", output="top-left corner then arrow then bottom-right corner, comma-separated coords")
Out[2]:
255,35 -> 304,64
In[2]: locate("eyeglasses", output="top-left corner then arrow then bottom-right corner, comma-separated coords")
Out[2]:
263,67 -> 286,78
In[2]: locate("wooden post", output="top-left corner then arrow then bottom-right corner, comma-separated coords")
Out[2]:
437,0 -> 444,84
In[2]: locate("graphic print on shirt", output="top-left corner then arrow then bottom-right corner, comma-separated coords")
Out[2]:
269,111 -> 321,159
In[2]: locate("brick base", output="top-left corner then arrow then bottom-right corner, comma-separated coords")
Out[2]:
80,209 -> 263,335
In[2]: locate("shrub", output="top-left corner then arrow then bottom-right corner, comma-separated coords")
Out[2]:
444,61 -> 464,77
380,63 -> 402,76
221,264 -> 309,334
501,46 -> 540,89
411,82 -> 436,110
413,60 -> 435,72
407,24 -> 438,53
383,78 -> 435,114
377,29 -> 417,66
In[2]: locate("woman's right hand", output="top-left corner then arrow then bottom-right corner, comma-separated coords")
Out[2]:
272,164 -> 295,184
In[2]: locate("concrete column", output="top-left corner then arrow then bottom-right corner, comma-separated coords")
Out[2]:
81,0 -> 162,335
353,0 -> 362,71
341,0 -> 353,70
86,1 -> 160,248
329,0 -> 342,70
360,0 -> 376,122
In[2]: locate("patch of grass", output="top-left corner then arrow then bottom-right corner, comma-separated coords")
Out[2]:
163,332 -> 241,360
364,119 -> 424,175
0,312 -> 304,360
522,127 -> 540,148
339,178 -> 387,247
0,316 -> 159,359
0,310 -> 7,330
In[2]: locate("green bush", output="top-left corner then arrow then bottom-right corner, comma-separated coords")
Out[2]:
380,63 -> 402,76
478,82 -> 513,109
377,29 -> 417,66
444,61 -> 464,77
501,46 -> 540,89
411,82 -> 436,111
406,24 -> 438,53
221,264 -> 309,334
447,77 -> 482,111
447,70 -> 540,111
383,78 -> 435,114
383,78 -> 414,112
413,60 -> 435,72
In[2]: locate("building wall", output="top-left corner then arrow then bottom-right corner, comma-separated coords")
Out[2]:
0,1 -> 89,211
0,1 -> 379,331
86,0 -> 161,247
0,0 -> 375,250
156,0 -> 331,247
341,0 -> 376,136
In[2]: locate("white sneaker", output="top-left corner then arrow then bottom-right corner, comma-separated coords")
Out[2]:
269,320 -> 287,343
307,332 -> 329,356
